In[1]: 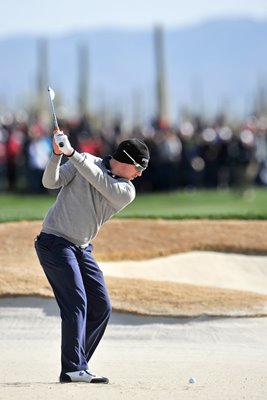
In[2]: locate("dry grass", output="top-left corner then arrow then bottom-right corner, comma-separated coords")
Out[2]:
106,277 -> 267,317
1,219 -> 267,317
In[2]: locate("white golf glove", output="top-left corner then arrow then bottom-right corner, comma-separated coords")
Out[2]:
54,133 -> 74,156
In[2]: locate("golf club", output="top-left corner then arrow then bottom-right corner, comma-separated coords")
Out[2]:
47,87 -> 64,148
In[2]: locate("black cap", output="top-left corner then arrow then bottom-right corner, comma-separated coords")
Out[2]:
113,139 -> 150,168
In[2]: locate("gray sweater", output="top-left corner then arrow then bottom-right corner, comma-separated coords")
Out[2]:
41,151 -> 136,246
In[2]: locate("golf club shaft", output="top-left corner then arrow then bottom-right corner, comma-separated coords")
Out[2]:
48,88 -> 64,148
49,100 -> 60,132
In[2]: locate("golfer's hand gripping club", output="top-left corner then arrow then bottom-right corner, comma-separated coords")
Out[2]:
53,125 -> 64,149
54,131 -> 64,148
54,133 -> 74,156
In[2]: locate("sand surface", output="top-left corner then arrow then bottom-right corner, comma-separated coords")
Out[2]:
101,251 -> 267,294
1,297 -> 267,399
1,220 -> 267,398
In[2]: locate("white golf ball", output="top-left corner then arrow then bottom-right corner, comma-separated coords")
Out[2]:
188,377 -> 196,384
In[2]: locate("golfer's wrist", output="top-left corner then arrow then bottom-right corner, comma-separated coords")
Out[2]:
66,149 -> 75,157
53,150 -> 62,156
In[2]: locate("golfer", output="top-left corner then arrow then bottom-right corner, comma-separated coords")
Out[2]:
34,132 -> 150,384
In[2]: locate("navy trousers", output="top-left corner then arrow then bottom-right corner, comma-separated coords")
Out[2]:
35,232 -> 112,373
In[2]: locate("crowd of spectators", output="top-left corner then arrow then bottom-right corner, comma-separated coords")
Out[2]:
1,110 -> 267,194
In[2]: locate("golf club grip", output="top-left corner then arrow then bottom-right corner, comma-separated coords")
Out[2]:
54,125 -> 64,148
54,130 -> 64,148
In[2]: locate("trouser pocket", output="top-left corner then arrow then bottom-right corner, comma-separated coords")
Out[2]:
35,232 -> 56,251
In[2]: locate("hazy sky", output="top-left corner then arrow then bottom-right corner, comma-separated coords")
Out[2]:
1,0 -> 267,38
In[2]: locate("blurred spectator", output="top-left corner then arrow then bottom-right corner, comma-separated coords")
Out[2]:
24,122 -> 52,193
6,123 -> 26,191
154,129 -> 182,190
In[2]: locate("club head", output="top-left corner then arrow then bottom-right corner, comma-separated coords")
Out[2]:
48,87 -> 55,101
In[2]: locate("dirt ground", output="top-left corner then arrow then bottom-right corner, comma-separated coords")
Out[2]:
1,219 -> 267,316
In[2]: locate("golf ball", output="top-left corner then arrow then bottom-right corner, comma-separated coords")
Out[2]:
188,377 -> 196,384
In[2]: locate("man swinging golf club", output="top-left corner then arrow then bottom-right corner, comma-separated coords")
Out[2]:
34,131 -> 150,383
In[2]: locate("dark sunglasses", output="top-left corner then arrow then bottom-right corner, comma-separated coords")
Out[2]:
123,150 -> 146,172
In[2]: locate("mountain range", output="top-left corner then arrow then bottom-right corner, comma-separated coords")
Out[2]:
1,18 -> 267,124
